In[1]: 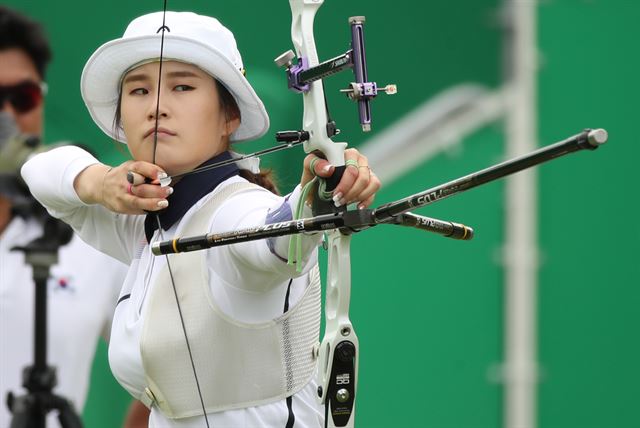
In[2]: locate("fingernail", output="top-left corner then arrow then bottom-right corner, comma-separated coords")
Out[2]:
334,199 -> 342,207
157,171 -> 168,180
322,164 -> 333,173
166,187 -> 174,195
332,192 -> 343,203
358,203 -> 365,210
157,200 -> 169,208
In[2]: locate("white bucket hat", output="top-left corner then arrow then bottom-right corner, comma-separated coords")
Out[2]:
81,11 -> 270,143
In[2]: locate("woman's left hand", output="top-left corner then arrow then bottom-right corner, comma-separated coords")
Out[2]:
301,148 -> 381,210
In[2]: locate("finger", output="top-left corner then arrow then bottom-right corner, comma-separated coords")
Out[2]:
130,194 -> 169,212
301,153 -> 333,189
355,173 -> 381,209
331,149 -> 360,203
309,156 -> 334,178
128,161 -> 167,184
129,183 -> 173,199
127,171 -> 146,185
338,151 -> 373,204
357,193 -> 376,210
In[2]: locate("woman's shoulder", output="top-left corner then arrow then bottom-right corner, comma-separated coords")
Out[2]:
215,175 -> 281,203
209,175 -> 283,230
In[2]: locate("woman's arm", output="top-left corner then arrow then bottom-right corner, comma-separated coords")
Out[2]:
20,146 -> 143,263
212,184 -> 322,281
211,148 -> 381,290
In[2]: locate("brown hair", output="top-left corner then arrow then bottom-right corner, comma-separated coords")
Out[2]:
113,75 -> 279,195
214,81 -> 280,195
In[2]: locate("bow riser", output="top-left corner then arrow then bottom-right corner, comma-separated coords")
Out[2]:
290,0 -> 347,166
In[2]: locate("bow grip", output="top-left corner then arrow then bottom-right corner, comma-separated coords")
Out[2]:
312,165 -> 346,215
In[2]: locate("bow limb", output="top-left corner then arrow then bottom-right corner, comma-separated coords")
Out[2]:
320,233 -> 358,428
289,1 -> 358,427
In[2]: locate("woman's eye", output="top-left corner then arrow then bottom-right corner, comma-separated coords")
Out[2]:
129,88 -> 148,95
175,84 -> 194,92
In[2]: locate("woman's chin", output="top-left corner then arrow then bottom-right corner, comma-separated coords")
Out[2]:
156,161 -> 191,177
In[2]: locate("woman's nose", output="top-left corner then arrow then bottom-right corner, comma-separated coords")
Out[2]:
146,95 -> 169,120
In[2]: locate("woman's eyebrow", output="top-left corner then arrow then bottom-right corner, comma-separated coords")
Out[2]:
122,73 -> 151,85
122,70 -> 200,85
166,70 -> 201,79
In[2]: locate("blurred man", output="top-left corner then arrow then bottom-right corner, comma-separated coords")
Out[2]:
0,6 -> 148,427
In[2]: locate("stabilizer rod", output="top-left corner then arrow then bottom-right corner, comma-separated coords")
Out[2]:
372,128 -> 607,223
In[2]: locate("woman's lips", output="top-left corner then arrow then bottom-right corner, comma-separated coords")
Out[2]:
144,127 -> 176,139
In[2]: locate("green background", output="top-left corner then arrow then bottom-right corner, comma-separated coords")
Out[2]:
4,1 -> 638,427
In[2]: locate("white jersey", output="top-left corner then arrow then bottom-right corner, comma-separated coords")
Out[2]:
0,215 -> 127,428
21,146 -> 325,427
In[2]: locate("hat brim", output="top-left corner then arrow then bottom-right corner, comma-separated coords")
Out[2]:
81,34 -> 270,143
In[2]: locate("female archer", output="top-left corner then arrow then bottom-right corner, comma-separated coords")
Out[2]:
22,10 -> 379,427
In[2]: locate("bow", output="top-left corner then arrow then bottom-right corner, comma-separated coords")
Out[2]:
285,0 -> 358,423
278,2 -> 394,426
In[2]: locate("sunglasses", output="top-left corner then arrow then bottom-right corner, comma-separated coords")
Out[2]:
0,81 -> 48,114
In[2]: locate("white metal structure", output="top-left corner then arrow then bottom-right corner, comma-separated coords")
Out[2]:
503,2 -> 538,428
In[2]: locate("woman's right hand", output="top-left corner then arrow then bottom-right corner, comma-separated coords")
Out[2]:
74,160 -> 172,214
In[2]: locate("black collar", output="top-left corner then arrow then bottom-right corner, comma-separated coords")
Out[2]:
144,151 -> 239,242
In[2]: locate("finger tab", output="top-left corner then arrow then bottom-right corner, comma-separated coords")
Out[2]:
127,171 -> 146,185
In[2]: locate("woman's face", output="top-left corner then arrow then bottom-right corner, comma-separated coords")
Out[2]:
120,60 -> 239,175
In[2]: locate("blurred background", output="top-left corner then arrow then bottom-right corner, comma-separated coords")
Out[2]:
3,0 -> 638,427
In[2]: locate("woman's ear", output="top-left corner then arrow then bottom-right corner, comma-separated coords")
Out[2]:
223,115 -> 240,138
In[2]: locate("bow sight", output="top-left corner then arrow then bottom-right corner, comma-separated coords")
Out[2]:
274,15 -> 396,141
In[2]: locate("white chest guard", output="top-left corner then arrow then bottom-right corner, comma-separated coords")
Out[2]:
139,182 -> 321,418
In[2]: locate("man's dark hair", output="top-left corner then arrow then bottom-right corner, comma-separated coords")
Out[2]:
0,6 -> 52,78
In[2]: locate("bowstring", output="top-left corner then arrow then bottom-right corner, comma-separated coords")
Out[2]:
152,2 -> 211,425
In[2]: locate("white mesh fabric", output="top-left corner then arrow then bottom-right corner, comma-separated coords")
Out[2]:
280,266 -> 321,394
